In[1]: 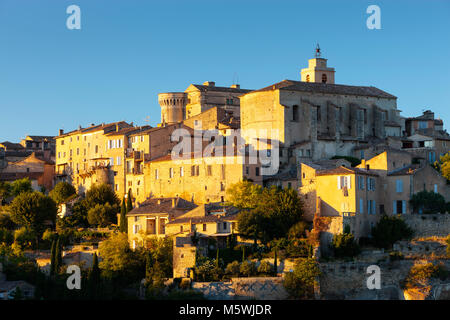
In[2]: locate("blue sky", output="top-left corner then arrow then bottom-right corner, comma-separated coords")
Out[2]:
0,0 -> 449,142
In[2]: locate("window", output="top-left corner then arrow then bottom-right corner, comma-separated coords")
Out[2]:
338,176 -> 351,189
358,176 -> 365,190
292,105 -> 299,121
220,182 -> 225,191
155,169 -> 159,179
367,200 -> 376,215
367,177 -> 375,191
321,74 -> 327,83
77,148 -> 79,155
223,222 -> 227,230
245,166 -> 249,175
169,168 -> 174,178
360,198 -> 364,213
110,157 -> 114,166
116,156 -> 121,165
180,167 -> 184,177
434,184 -> 438,193
207,165 -> 212,176
396,179 -> 403,193
393,200 -> 406,214
95,145 -> 98,153
255,167 -> 260,176
180,225 -> 183,233
306,74 -> 310,82
191,166 -> 196,176
203,224 -> 207,231
419,121 -> 428,129
316,106 -> 321,122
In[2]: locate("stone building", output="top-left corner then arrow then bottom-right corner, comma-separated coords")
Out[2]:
126,197 -> 197,249
239,53 -> 402,180
158,81 -> 252,125
0,152 -> 54,191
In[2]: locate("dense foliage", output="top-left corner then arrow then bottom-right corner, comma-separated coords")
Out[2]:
331,232 -> 360,258
283,258 -> 321,299
410,190 -> 447,214
371,215 -> 413,249
49,182 -> 76,205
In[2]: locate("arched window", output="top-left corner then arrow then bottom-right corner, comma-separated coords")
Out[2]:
306,75 -> 310,82
322,74 -> 327,83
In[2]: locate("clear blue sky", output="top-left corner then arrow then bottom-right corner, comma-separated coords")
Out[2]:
0,0 -> 449,142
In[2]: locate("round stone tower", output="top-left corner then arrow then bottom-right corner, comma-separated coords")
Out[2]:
158,92 -> 186,125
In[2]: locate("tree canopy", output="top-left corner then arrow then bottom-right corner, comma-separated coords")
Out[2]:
49,182 -> 76,205
8,191 -> 57,239
234,184 -> 304,244
87,203 -> 119,227
9,178 -> 33,198
226,180 -> 262,210
84,183 -> 120,210
371,215 -> 413,249
410,190 -> 447,214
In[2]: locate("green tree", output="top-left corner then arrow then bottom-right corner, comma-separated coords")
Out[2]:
98,233 -> 144,281
226,180 -> 262,210
371,215 -> 413,249
0,182 -> 11,201
54,237 -> 62,274
0,213 -> 16,230
283,258 -> 321,299
9,191 -> 57,246
49,182 -> 76,205
10,178 -> 33,198
119,198 -> 127,233
240,260 -> 256,277
435,152 -> 450,181
237,186 -> 304,244
87,252 -> 101,298
126,189 -> 133,213
50,238 -> 57,276
225,261 -> 240,277
257,260 -> 273,275
84,183 -> 120,210
87,203 -> 119,227
331,232 -> 360,258
410,190 -> 446,214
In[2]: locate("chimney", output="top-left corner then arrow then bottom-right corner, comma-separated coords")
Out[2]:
230,84 -> 240,89
58,129 -> 64,136
203,81 -> 215,87
361,159 -> 366,169
130,122 -> 134,127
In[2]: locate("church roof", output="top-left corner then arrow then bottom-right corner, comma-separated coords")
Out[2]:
189,84 -> 253,94
241,80 -> 396,99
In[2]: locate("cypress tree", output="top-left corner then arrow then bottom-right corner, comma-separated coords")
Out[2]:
50,239 -> 57,276
54,238 -> 62,275
119,198 -> 127,233
216,248 -> 219,268
87,253 -> 100,299
126,189 -> 133,213
273,249 -> 278,276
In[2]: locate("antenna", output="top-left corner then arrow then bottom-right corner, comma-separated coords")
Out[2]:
232,72 -> 239,85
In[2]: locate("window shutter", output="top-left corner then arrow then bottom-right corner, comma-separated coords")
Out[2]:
402,200 -> 406,214
372,200 -> 376,215
393,201 -> 397,214
337,177 -> 341,189
360,198 -> 364,213
347,176 -> 351,189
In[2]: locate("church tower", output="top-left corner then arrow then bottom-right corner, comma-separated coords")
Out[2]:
300,44 -> 335,84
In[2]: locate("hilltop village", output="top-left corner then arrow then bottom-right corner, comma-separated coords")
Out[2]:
1,50 -> 450,300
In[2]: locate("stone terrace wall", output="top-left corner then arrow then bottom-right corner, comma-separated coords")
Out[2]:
318,260 -> 450,299
403,214 -> 450,238
192,277 -> 288,300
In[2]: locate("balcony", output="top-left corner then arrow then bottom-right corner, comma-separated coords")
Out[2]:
126,149 -> 143,161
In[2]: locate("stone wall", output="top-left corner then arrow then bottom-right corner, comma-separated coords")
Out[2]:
173,244 -> 196,278
318,259 -> 450,299
192,277 -> 288,300
403,214 -> 450,238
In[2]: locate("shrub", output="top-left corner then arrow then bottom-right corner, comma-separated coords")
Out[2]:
283,258 -> 321,299
446,235 -> 450,257
371,215 -> 413,249
14,227 -> 36,249
225,261 -> 240,277
240,260 -> 257,277
49,182 -> 76,205
87,203 -> 119,227
0,228 -> 14,245
257,260 -> 273,275
404,263 -> 448,289
195,258 -> 217,282
331,232 -> 360,258
410,190 -> 446,214
389,251 -> 404,261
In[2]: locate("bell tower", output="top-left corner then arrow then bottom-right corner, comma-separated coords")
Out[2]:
300,44 -> 335,84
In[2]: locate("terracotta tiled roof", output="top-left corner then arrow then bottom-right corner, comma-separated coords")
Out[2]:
0,142 -> 24,150
241,80 -> 396,99
190,84 -> 253,94
127,197 -> 197,216
316,166 -> 378,176
387,164 -> 420,176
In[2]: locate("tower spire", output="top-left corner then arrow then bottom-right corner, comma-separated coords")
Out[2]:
315,43 -> 321,58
